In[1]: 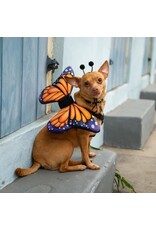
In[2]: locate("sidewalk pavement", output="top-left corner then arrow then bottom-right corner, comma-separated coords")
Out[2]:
103,114 -> 156,193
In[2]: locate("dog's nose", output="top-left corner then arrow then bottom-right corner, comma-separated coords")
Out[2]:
92,87 -> 100,95
92,87 -> 99,92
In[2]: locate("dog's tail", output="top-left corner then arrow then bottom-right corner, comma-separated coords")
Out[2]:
15,162 -> 41,177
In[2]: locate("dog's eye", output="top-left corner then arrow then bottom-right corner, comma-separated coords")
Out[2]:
84,81 -> 90,87
97,78 -> 102,84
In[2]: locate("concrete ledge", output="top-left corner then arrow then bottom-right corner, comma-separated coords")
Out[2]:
0,114 -> 53,190
0,149 -> 117,193
104,99 -> 155,149
140,84 -> 156,109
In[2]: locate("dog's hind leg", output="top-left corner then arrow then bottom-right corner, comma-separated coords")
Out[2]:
69,160 -> 84,166
59,162 -> 87,172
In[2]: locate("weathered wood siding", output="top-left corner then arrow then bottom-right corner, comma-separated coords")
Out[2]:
0,37 -> 48,138
142,37 -> 152,76
107,37 -> 129,91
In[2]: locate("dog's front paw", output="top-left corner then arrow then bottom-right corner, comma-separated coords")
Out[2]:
87,163 -> 100,170
79,165 -> 87,170
89,152 -> 96,157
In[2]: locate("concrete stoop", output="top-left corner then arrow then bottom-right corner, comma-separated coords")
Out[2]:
104,99 -> 155,149
0,149 -> 116,193
140,84 -> 156,109
0,114 -> 117,193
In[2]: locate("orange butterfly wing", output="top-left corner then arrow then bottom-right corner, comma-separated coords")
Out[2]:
39,67 -> 74,104
39,66 -> 100,133
47,103 -> 100,133
47,106 -> 71,132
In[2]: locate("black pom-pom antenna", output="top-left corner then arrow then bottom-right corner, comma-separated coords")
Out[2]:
88,61 -> 94,72
79,61 -> 94,74
80,64 -> 85,74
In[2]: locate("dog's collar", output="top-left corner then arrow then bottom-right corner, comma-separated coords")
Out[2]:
83,98 -> 104,106
80,96 -> 104,123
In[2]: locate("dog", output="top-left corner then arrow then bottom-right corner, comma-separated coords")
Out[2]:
15,60 -> 109,176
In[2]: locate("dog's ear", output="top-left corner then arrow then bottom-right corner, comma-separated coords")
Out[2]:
64,76 -> 81,88
98,60 -> 109,79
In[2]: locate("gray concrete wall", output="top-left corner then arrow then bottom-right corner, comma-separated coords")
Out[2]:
53,37 -> 111,148
128,38 -> 146,98
53,37 -> 156,147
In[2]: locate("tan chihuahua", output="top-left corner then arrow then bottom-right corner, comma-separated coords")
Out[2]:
16,60 -> 109,176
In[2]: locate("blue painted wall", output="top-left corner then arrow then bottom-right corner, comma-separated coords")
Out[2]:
0,37 -> 48,138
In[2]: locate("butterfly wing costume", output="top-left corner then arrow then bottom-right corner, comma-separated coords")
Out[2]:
39,66 -> 100,133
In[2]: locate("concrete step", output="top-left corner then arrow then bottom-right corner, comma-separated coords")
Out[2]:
140,84 -> 156,109
0,149 -> 117,193
104,99 -> 155,149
